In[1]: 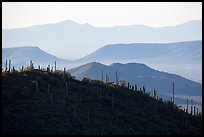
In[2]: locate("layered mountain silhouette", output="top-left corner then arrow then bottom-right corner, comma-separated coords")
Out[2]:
2,46 -> 68,69
2,40 -> 201,83
69,62 -> 202,105
2,19 -> 202,59
77,40 -> 201,64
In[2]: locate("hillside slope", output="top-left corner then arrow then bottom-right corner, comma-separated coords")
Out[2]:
2,69 -> 202,135
69,62 -> 202,105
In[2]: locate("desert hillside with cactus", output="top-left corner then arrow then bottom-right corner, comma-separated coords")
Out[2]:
2,65 -> 202,135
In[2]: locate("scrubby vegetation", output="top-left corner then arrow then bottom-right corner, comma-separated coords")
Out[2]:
2,68 -> 202,135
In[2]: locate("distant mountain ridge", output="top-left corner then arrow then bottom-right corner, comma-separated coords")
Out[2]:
2,46 -> 69,69
2,19 -> 202,59
2,40 -> 202,83
69,62 -> 202,105
77,40 -> 201,63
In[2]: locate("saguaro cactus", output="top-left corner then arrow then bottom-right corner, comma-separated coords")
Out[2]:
194,106 -> 196,116
63,67 -> 66,80
12,66 -> 15,71
191,99 -> 193,115
172,82 -> 175,105
143,85 -> 146,94
8,59 -> 11,73
135,84 -> 137,91
153,88 -> 157,98
38,65 -> 40,70
186,99 -> 189,113
30,60 -> 34,70
5,59 -> 7,72
51,67 -> 53,72
54,61 -> 56,71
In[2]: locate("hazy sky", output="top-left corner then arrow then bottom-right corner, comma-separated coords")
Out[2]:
2,2 -> 202,29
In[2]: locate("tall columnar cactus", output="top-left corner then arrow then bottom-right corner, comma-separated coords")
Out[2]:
116,71 -> 118,85
194,106 -> 196,116
63,67 -> 66,80
8,59 -> 11,73
12,66 -> 15,72
172,82 -> 175,105
187,99 -> 189,113
132,85 -> 134,90
135,84 -> 137,91
143,85 -> 146,94
38,65 -> 40,70
51,67 -> 53,73
191,99 -> 193,115
5,59 -> 7,72
54,61 -> 56,71
22,66 -> 24,71
128,82 -> 129,89
30,60 -> 34,70
153,88 -> 156,98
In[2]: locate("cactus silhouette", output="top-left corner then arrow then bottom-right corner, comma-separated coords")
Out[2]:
55,61 -> 56,71
101,71 -> 104,83
8,59 -> 11,73
5,59 -> 7,72
153,88 -> 157,98
135,84 -> 137,91
116,71 -> 118,85
172,82 -> 175,105
143,85 -> 146,94
191,99 -> 193,115
186,99 -> 189,113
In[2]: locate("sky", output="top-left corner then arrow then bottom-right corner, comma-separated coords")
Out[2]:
2,2 -> 202,29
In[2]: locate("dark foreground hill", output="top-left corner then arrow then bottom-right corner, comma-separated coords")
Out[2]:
2,69 -> 202,135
